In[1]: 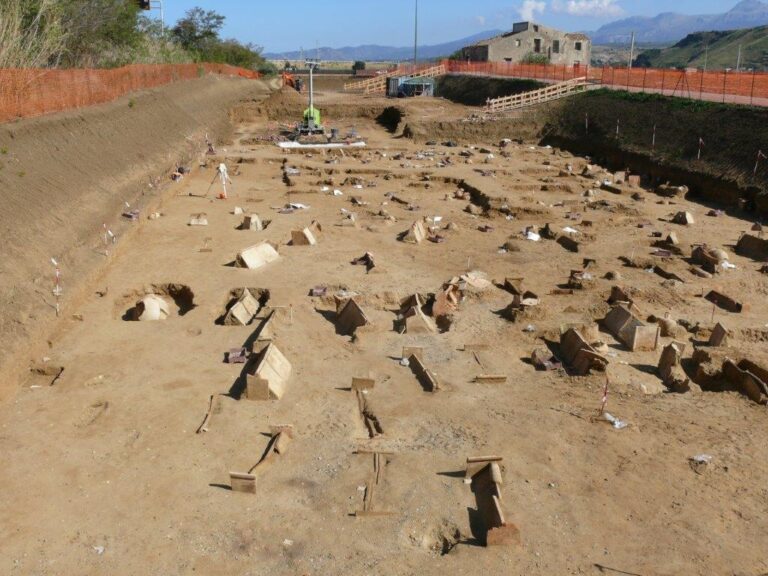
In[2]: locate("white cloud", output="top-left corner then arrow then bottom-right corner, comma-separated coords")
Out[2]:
551,0 -> 623,17
519,0 -> 546,21
475,15 -> 487,26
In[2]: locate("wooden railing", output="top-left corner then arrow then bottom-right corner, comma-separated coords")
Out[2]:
485,77 -> 588,113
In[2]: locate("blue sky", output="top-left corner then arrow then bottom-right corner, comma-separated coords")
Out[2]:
157,1 -> 743,52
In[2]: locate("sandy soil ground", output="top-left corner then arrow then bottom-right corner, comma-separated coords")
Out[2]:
1,87 -> 767,576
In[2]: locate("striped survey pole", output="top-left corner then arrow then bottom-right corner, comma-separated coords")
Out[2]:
51,258 -> 62,317
755,150 -> 766,178
102,223 -> 115,255
599,375 -> 609,416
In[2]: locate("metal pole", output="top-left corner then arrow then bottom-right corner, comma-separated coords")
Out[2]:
160,0 -> 164,34
736,44 -> 742,72
309,64 -> 314,113
751,69 -> 756,106
413,0 -> 418,69
628,31 -> 635,70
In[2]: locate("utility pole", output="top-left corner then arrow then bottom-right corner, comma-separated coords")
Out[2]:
736,44 -> 742,72
148,1 -> 164,34
628,31 -> 635,69
414,0 -> 419,68
703,44 -> 709,72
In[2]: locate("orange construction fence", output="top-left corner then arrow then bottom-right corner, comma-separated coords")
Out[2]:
0,63 -> 259,123
442,59 -> 768,106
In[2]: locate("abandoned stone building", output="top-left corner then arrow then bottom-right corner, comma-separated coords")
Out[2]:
461,22 -> 591,67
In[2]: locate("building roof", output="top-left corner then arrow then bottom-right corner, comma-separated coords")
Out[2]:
468,22 -> 590,47
471,31 -> 518,47
401,77 -> 435,85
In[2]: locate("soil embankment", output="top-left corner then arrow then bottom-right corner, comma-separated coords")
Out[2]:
436,74 -> 545,106
0,75 -> 272,394
542,89 -> 768,214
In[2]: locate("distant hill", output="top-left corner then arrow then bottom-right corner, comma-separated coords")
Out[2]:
264,30 -> 503,62
634,26 -> 768,70
592,0 -> 768,44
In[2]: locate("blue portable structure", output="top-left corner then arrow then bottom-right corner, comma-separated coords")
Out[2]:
386,76 -> 435,98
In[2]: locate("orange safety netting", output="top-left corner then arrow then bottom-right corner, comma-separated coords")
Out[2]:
0,63 -> 259,123
441,59 -> 768,105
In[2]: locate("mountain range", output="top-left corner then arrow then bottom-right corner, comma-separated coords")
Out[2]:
634,26 -> 768,70
592,0 -> 768,44
264,0 -> 768,62
263,30 -> 503,62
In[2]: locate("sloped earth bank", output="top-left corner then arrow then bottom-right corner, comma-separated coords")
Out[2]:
0,75 -> 273,396
543,89 -> 768,216
436,74 -> 545,106
1,86 -> 767,575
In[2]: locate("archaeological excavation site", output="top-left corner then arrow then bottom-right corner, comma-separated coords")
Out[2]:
3,37 -> 768,576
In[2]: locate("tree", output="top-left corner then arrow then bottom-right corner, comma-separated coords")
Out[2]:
171,7 -> 224,55
352,60 -> 365,71
131,15 -> 192,65
58,0 -> 143,66
208,39 -> 264,69
257,60 -> 278,76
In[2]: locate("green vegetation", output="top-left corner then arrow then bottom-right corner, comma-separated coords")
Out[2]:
521,52 -> 550,65
583,88 -> 735,112
0,0 -> 65,68
0,0 -> 270,71
634,27 -> 768,70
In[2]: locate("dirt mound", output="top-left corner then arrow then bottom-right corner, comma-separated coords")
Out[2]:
256,85 -> 306,119
0,75 -> 272,394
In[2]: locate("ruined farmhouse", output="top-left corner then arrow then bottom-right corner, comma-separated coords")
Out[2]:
461,22 -> 591,67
